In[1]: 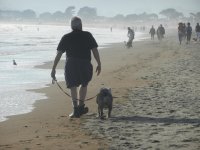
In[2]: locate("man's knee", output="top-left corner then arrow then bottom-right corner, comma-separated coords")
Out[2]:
81,83 -> 88,88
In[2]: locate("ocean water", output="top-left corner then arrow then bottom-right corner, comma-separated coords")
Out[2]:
0,23 -> 147,122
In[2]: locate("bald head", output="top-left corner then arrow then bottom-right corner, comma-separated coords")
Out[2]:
71,16 -> 82,30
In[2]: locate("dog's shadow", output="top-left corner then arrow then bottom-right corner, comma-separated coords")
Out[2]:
109,115 -> 200,125
84,113 -> 200,125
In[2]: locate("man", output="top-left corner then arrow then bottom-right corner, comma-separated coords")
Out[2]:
157,24 -> 165,41
51,16 -> 101,118
186,22 -> 192,44
178,22 -> 185,45
195,23 -> 200,41
149,25 -> 155,40
126,27 -> 134,48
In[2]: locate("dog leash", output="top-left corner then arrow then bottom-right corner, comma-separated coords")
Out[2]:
52,79 -> 98,102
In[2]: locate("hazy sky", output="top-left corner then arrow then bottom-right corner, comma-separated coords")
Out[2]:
0,0 -> 199,17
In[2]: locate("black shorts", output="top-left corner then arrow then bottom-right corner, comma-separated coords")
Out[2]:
187,33 -> 192,41
65,58 -> 93,88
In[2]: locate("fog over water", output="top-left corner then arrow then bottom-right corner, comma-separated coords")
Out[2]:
0,0 -> 199,17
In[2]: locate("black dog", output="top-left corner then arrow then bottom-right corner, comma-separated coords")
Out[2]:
193,38 -> 197,41
96,88 -> 113,119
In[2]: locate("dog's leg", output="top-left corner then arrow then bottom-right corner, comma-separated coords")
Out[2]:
108,106 -> 112,118
100,107 -> 104,119
98,106 -> 101,118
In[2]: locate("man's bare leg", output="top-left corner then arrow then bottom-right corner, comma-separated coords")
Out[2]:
79,86 -> 87,106
78,85 -> 88,115
69,87 -> 80,118
70,87 -> 78,107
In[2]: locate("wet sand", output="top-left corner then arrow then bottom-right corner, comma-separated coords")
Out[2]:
0,32 -> 200,150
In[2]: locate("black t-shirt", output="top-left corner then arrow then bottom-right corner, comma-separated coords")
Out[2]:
57,30 -> 98,61
196,25 -> 200,32
150,28 -> 155,34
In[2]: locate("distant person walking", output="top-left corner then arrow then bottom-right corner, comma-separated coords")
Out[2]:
183,23 -> 186,40
178,22 -> 185,45
13,60 -> 17,65
157,24 -> 165,41
149,25 -> 156,40
195,23 -> 200,42
51,16 -> 101,118
126,27 -> 134,48
186,22 -> 192,44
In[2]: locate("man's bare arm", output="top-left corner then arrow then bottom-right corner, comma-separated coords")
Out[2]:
91,47 -> 101,76
51,51 -> 63,80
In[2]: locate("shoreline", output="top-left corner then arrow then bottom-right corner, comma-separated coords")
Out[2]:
0,41 -> 149,149
1,32 -> 200,149
0,21 -> 148,123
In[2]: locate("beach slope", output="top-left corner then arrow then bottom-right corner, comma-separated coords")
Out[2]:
1,34 -> 200,150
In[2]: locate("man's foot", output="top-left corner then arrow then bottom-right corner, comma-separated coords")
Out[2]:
78,104 -> 89,116
69,107 -> 80,118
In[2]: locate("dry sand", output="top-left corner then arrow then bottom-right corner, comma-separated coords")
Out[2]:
0,32 -> 200,150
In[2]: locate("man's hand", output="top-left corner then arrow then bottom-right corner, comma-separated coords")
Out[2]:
51,69 -> 56,80
96,65 -> 101,76
51,51 -> 62,81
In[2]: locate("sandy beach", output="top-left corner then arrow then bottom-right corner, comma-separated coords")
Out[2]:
1,31 -> 200,150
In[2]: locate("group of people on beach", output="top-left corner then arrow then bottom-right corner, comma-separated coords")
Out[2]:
178,22 -> 200,44
126,25 -> 165,48
149,24 -> 165,41
178,22 -> 191,44
126,24 -> 165,48
149,22 -> 200,45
